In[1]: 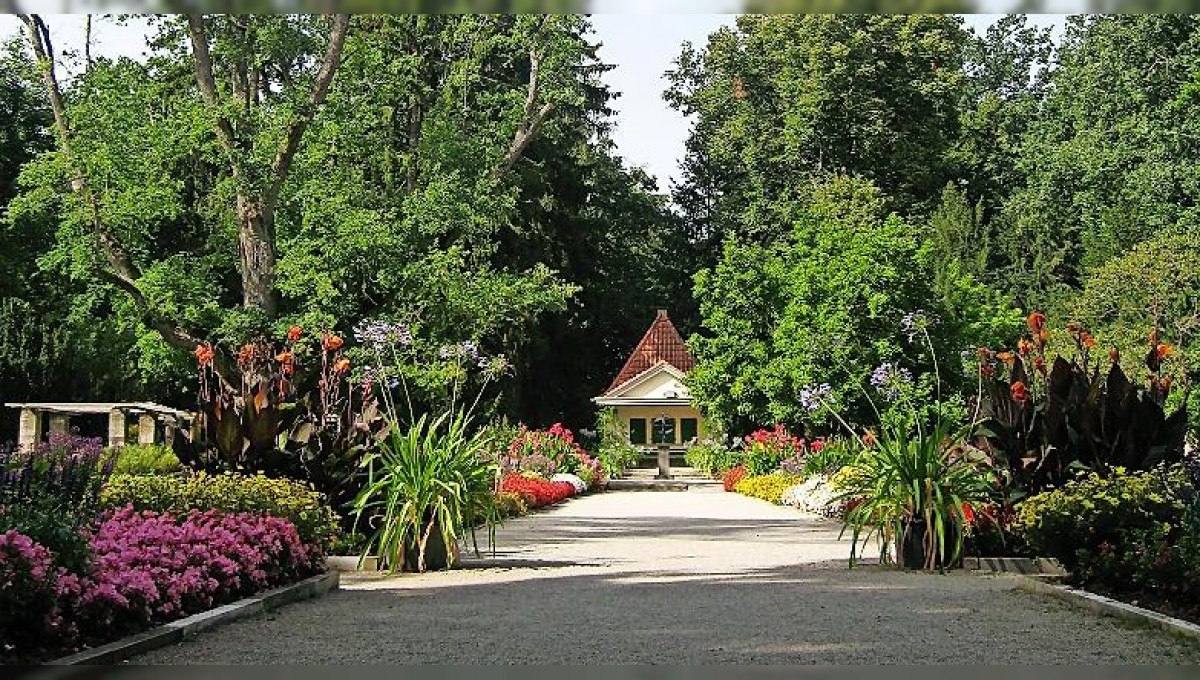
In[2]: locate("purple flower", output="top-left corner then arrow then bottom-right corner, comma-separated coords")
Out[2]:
870,363 -> 912,400
799,383 -> 833,412
353,319 -> 413,352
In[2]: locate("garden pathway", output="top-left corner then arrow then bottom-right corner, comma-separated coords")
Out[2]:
134,486 -> 1200,664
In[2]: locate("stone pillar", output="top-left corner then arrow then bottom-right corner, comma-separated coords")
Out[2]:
656,444 -> 671,480
107,410 -> 126,449
48,413 -> 70,437
18,408 -> 42,449
162,417 -> 177,448
137,413 -> 156,446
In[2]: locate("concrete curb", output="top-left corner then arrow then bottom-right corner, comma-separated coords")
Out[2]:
965,556 -> 1066,576
48,570 -> 339,665
1013,574 -> 1200,643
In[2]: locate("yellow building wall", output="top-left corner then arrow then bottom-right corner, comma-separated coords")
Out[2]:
615,404 -> 704,446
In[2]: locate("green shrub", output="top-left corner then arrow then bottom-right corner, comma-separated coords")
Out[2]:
101,472 -> 340,549
734,472 -> 801,505
595,408 -> 640,478
1012,466 -> 1188,574
802,437 -> 860,477
685,440 -> 740,476
110,444 -> 181,476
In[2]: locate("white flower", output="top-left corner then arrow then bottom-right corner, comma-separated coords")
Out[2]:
551,473 -> 587,494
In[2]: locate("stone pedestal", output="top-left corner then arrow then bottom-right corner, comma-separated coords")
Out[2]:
18,408 -> 42,449
108,410 -> 126,449
162,417 -> 177,447
656,445 -> 671,479
48,413 -> 70,437
137,413 -> 156,445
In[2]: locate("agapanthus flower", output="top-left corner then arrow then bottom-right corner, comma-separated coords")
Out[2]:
798,383 -> 833,412
869,363 -> 912,400
353,320 -> 413,352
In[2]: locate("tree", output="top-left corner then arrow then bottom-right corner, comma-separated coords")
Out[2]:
666,14 -> 970,249
688,175 -> 1021,434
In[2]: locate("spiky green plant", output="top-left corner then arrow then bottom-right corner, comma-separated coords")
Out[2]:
350,411 -> 500,572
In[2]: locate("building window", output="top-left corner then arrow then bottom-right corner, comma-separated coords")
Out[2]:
652,416 -> 676,444
629,418 -> 647,445
681,418 -> 698,443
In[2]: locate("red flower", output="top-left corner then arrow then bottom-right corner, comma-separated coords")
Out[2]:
1033,356 -> 1047,376
996,351 -> 1015,365
1017,339 -> 1035,356
1157,343 -> 1173,359
1010,381 -> 1030,403
333,357 -> 351,374
961,503 -> 975,526
322,334 -> 344,352
1080,332 -> 1097,349
809,439 -> 824,453
275,351 -> 294,364
1108,347 -> 1120,364
287,326 -> 303,343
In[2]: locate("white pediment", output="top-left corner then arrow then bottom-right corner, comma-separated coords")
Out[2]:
606,362 -> 691,400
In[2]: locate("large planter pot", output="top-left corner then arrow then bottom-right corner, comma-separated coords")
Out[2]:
402,519 -> 461,572
900,518 -> 962,571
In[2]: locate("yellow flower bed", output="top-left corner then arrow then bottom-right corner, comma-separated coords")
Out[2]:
735,472 -> 802,505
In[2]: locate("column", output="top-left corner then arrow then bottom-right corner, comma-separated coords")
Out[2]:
162,417 -> 177,448
48,413 -> 70,437
656,444 -> 671,479
108,410 -> 126,449
137,413 -> 156,446
18,408 -> 42,449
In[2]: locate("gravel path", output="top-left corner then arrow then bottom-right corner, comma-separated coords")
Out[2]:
134,487 -> 1200,664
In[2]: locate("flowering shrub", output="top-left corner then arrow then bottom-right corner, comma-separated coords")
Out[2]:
0,508 -> 322,663
550,473 -> 587,494
0,530 -> 74,663
100,472 -> 339,549
781,475 -> 842,517
734,473 -> 801,504
722,465 -> 747,492
742,426 -> 808,476
499,424 -> 604,489
499,474 -> 576,508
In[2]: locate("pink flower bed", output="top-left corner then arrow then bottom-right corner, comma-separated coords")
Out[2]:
0,507 -> 323,663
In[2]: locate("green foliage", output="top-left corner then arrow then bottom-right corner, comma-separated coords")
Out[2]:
734,472 -> 800,505
801,437 -> 860,477
684,440 -> 739,476
594,407 -> 639,479
100,472 -> 340,549
838,420 -> 996,570
110,444 -> 180,476
351,412 -> 500,572
496,491 -> 529,519
689,175 -> 1022,433
1012,466 -> 1189,578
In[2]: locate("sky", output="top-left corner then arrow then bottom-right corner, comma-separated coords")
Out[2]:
0,12 -> 1067,191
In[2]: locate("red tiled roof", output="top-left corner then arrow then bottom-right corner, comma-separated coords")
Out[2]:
604,310 -> 695,395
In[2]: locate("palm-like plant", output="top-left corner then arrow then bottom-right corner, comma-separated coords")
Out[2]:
840,419 -> 994,570
351,412 -> 500,572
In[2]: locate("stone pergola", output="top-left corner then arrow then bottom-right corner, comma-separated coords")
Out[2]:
6,402 -> 195,449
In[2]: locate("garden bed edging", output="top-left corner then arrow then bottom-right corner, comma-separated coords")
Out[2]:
1013,574 -> 1200,644
47,571 -> 339,665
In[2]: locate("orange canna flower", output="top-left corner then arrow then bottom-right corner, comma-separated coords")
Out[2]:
1027,311 -> 1047,335
1109,348 -> 1120,364
322,335 -> 344,352
287,326 -> 303,343
1157,343 -> 1173,359
1037,329 -> 1050,344
275,351 -> 294,364
1066,322 -> 1080,334
194,344 -> 215,367
1160,375 -> 1174,392
1034,356 -> 1047,376
997,352 -> 1016,365
281,363 -> 295,377
1010,381 -> 1030,403
1017,339 -> 1035,356
1080,332 -> 1097,349
333,357 -> 351,373
977,347 -> 993,360
862,430 -> 877,448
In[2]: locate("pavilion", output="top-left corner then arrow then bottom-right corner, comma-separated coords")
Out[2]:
6,402 -> 194,449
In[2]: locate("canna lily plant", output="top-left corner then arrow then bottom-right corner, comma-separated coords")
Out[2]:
804,311 -> 996,571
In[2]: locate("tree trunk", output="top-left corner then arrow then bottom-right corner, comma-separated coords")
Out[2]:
237,196 -> 277,316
